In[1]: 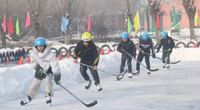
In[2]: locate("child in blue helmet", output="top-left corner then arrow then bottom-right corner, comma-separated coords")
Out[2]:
117,32 -> 136,79
157,31 -> 175,68
134,32 -> 155,74
20,37 -> 61,106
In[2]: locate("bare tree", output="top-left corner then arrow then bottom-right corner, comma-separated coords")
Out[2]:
182,0 -> 196,40
148,0 -> 162,43
53,0 -> 75,44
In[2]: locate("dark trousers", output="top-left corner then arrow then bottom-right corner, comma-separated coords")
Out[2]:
162,51 -> 171,64
136,52 -> 150,71
120,55 -> 132,73
80,64 -> 100,85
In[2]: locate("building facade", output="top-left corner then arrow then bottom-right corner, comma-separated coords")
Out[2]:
144,0 -> 200,31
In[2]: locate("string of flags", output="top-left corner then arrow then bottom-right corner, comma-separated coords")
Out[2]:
1,12 -> 31,35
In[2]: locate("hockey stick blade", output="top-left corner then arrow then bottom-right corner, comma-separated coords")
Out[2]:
83,100 -> 98,107
142,51 -> 180,65
116,69 -> 128,80
59,84 -> 98,107
170,60 -> 180,64
149,68 -> 159,72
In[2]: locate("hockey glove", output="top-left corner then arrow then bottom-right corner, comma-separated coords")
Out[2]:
54,73 -> 61,85
152,53 -> 156,58
34,64 -> 46,80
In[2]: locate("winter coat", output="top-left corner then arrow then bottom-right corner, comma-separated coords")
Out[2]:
117,38 -> 136,57
73,41 -> 99,66
157,36 -> 175,53
138,38 -> 155,54
30,43 -> 60,74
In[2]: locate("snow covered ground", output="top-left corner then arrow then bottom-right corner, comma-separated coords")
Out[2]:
0,48 -> 200,110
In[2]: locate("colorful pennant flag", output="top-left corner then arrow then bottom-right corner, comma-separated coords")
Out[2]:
127,17 -> 132,34
61,17 -> 69,33
156,13 -> 160,29
146,9 -> 150,32
2,15 -> 6,32
194,9 -> 198,27
25,12 -> 30,28
87,15 -> 91,32
133,10 -> 140,32
171,8 -> 180,30
8,17 -> 14,34
16,18 -> 20,35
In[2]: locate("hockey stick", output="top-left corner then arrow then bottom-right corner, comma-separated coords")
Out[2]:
142,51 -> 180,64
59,83 -> 97,107
121,49 -> 159,72
79,62 -> 118,76
50,75 -> 97,107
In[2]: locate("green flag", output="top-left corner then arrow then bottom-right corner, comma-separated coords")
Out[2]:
171,8 -> 180,30
16,18 -> 20,35
146,9 -> 150,32
127,17 -> 132,34
151,20 -> 156,32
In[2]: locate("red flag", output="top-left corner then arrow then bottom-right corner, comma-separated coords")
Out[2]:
2,15 -> 6,32
25,12 -> 30,28
156,13 -> 160,29
8,17 -> 14,34
87,15 -> 91,32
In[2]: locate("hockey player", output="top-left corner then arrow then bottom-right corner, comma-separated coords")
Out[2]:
20,37 -> 61,106
117,32 -> 136,78
134,32 -> 155,74
73,32 -> 102,92
157,31 -> 175,68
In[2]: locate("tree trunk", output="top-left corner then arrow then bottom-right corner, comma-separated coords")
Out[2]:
156,30 -> 161,44
65,26 -> 70,44
189,19 -> 195,39
34,21 -> 40,39
0,26 -> 6,48
152,15 -> 160,44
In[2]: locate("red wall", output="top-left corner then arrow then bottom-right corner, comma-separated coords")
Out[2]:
144,0 -> 200,31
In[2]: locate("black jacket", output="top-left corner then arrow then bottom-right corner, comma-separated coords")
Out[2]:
117,38 -> 136,57
138,38 -> 155,54
73,41 -> 99,66
157,36 -> 175,53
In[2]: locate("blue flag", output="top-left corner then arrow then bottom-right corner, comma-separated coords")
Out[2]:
61,17 -> 69,33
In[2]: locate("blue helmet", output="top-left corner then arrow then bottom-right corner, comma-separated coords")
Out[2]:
161,31 -> 168,38
141,32 -> 149,40
121,32 -> 129,39
34,37 -> 46,46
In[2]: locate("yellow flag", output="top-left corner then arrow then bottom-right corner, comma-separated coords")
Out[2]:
194,10 -> 198,27
133,10 -> 140,32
